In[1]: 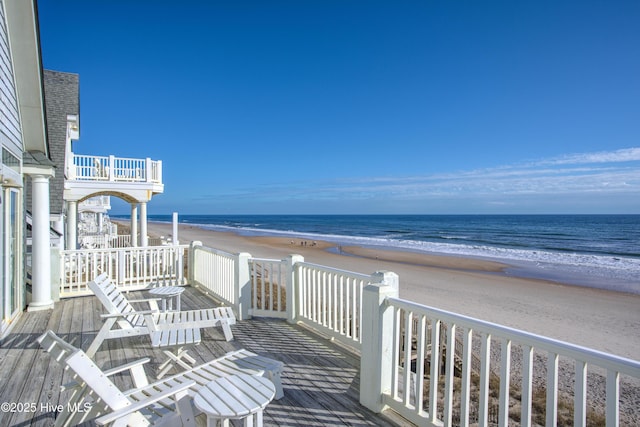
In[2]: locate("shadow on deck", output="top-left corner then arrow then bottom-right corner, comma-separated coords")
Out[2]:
0,286 -> 402,426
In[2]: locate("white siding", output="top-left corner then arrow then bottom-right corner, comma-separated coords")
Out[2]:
0,1 -> 23,159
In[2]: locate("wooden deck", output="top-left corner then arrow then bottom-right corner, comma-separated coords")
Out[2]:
0,286 -> 404,426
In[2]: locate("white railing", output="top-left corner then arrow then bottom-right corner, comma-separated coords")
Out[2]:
189,242 -> 238,309
249,258 -> 288,318
79,195 -> 111,211
58,245 -> 187,297
68,153 -> 162,183
296,261 -> 375,350
135,242 -> 639,425
360,283 -> 640,427
189,245 -> 373,337
112,235 -> 132,248
78,234 -> 132,249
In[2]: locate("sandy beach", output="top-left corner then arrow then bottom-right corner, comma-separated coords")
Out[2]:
142,221 -> 640,361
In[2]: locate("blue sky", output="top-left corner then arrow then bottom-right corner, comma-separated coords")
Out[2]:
37,1 -> 640,214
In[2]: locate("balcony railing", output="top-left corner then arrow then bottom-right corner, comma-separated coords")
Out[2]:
56,240 -> 640,426
79,195 -> 111,209
67,153 -> 162,183
57,244 -> 187,297
370,294 -> 640,426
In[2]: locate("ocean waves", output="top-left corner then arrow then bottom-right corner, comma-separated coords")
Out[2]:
146,214 -> 640,294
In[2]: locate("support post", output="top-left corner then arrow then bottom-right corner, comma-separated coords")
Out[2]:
370,270 -> 399,292
28,174 -> 54,311
145,157 -> 152,182
235,252 -> 252,321
108,155 -> 115,181
66,200 -> 77,250
359,271 -> 399,412
140,202 -> 148,247
188,241 -> 202,285
172,212 -> 178,245
286,254 -> 304,324
130,203 -> 138,247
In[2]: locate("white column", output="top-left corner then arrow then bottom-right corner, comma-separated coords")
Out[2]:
172,212 -> 178,245
66,200 -> 77,250
235,252 -> 252,321
140,202 -> 148,246
130,203 -> 138,247
286,254 -> 304,324
359,272 -> 399,412
28,175 -> 53,311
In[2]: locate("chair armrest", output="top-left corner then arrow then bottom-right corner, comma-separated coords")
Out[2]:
103,358 -> 151,377
94,380 -> 196,425
100,310 -> 157,319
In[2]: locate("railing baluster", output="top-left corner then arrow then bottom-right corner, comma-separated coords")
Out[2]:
402,311 -> 413,407
415,314 -> 427,414
428,318 -> 440,424
391,306 -> 401,400
546,352 -> 559,427
499,338 -> 512,427
338,275 -> 344,335
606,370 -> 620,427
321,271 -> 327,327
479,333 -> 491,426
574,360 -> 587,427
277,261 -> 283,311
261,262 -> 266,310
460,327 -> 472,427
443,323 -> 456,426
521,344 -> 534,427
351,277 -> 357,340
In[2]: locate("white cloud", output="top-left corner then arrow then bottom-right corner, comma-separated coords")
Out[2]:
535,147 -> 640,166
197,148 -> 640,213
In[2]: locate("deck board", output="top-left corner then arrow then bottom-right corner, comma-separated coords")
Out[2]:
0,286 -> 402,426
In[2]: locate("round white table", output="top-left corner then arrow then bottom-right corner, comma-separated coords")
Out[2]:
194,374 -> 276,427
148,286 -> 184,311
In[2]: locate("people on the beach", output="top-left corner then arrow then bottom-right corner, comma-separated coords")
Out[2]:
289,240 -> 317,247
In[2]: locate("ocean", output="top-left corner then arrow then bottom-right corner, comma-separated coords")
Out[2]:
139,214 -> 640,294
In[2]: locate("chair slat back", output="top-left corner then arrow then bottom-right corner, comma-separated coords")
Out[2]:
65,351 -> 132,411
88,273 -> 142,327
38,331 -> 132,414
37,330 -> 78,364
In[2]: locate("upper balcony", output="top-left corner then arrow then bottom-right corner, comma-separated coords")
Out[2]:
78,195 -> 111,213
64,153 -> 164,202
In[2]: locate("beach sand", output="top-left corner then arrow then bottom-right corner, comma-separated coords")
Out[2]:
142,221 -> 640,361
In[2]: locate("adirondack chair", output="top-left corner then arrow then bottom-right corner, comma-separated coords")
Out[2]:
38,331 -> 284,426
86,273 -> 236,377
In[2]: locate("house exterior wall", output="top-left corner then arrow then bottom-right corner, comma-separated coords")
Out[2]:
0,1 -> 22,168
0,0 -> 24,336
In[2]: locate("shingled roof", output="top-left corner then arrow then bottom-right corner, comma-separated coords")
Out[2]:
43,70 -> 79,216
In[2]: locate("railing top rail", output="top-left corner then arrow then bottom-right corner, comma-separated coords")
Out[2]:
193,244 -> 236,259
249,257 -> 283,263
298,261 -> 372,281
386,296 -> 640,376
73,153 -> 160,164
74,154 -> 109,160
61,244 -> 189,255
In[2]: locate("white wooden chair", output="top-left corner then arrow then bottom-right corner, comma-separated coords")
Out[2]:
38,331 -> 284,426
86,273 -> 236,377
